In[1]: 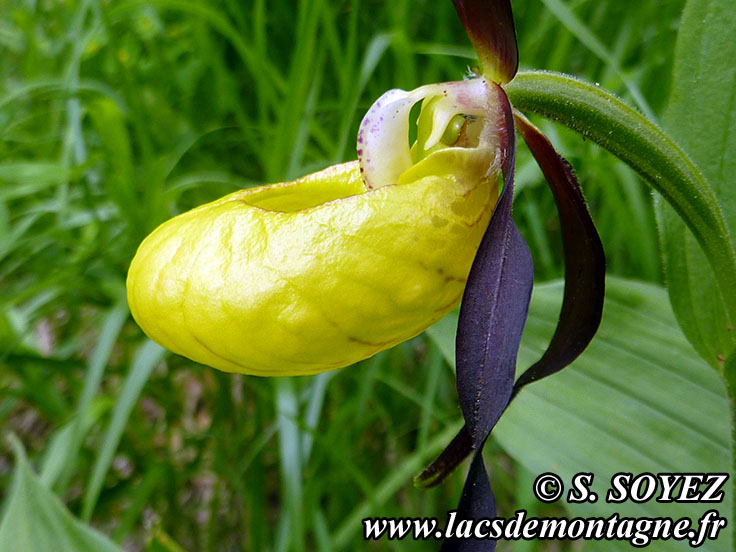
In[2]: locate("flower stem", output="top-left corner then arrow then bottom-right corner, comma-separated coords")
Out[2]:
506,70 -> 736,333
508,70 -> 736,543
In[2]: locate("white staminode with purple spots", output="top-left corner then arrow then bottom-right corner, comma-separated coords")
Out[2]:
357,78 -> 500,190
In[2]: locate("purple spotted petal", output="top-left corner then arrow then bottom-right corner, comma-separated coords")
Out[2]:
357,88 -> 416,189
357,79 -> 502,190
511,111 -> 605,394
452,0 -> 519,84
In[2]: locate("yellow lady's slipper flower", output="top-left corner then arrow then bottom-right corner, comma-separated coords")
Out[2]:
127,79 -> 507,376
127,0 -> 607,546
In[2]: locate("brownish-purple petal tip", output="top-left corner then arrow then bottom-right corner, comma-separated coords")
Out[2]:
452,0 -> 519,84
440,451 -> 497,552
413,425 -> 471,488
415,110 -> 606,491
512,111 -> 605,393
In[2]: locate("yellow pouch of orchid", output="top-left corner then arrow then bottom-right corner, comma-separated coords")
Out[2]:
126,79 -> 505,375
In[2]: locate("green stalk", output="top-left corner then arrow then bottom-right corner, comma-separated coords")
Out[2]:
721,329 -> 735,547
506,70 -> 736,345
508,70 -> 736,542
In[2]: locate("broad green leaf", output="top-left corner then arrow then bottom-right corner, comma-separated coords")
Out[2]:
659,0 -> 736,368
503,278 -> 732,551
428,277 -> 732,550
0,436 -> 122,552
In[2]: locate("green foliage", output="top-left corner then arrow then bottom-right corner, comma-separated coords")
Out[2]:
507,71 -> 736,362
0,436 -> 122,552
660,0 -> 736,369
82,340 -> 167,520
429,277 -> 732,551
503,278 -> 731,551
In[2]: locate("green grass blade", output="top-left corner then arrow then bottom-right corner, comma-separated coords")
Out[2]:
274,377 -> 303,552
81,340 -> 166,520
53,298 -> 128,493
332,421 -> 463,549
539,0 -> 655,119
301,372 -> 334,464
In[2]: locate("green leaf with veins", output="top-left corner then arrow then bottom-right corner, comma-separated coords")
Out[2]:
428,277 -> 732,551
501,278 -> 732,551
659,0 -> 736,368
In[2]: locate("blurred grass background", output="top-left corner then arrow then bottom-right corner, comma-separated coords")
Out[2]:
0,0 -> 685,550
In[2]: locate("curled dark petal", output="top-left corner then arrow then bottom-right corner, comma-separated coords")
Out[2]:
511,111 -> 606,395
414,425 -> 472,489
455,84 -> 532,448
452,0 -> 519,84
416,107 -> 606,479
440,451 -> 497,552
440,84 -> 533,551
416,84 -> 531,488
457,220 -> 533,445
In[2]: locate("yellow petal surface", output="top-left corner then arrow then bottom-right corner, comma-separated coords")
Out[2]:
127,143 -> 499,376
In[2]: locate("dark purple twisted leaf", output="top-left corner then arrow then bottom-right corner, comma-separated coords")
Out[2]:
439,113 -> 604,550
457,216 -> 533,445
440,451 -> 497,552
415,85 -> 529,489
440,84 -> 532,552
414,424 -> 473,488
452,0 -> 519,84
441,227 -> 531,552
439,222 -> 531,552
455,85 -> 532,448
511,111 -> 605,394
416,110 -> 606,488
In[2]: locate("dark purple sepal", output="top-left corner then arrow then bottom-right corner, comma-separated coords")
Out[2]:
511,112 -> 605,395
455,86 -> 533,447
414,425 -> 472,488
452,0 -> 519,84
457,219 -> 533,445
438,85 -> 531,551
440,451 -> 497,552
415,84 -> 531,488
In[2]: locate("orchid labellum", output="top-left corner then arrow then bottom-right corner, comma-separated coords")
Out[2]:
126,79 -> 506,376
127,0 -> 605,549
